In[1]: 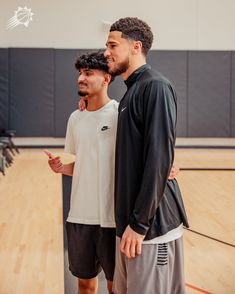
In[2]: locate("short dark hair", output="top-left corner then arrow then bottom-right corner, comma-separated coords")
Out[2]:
75,51 -> 114,82
75,51 -> 109,72
110,17 -> 153,56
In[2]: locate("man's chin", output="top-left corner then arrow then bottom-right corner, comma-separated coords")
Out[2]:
109,67 -> 126,77
78,91 -> 89,97
108,62 -> 128,77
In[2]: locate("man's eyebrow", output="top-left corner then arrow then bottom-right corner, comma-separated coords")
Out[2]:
79,69 -> 93,74
106,41 -> 118,46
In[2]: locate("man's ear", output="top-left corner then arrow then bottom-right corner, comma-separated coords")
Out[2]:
104,73 -> 112,85
132,40 -> 142,55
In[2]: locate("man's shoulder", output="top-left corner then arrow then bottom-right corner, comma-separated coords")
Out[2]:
138,68 -> 177,103
109,99 -> 119,105
112,99 -> 119,109
106,99 -> 119,112
69,100 -> 119,121
68,109 -> 84,124
141,68 -> 172,87
69,109 -> 81,118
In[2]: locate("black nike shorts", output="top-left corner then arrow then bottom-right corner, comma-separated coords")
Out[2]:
66,222 -> 116,281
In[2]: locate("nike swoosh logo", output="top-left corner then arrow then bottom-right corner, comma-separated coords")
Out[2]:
101,126 -> 110,131
121,107 -> 126,112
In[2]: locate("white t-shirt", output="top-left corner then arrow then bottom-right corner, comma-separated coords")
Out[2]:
143,224 -> 184,244
64,100 -> 118,227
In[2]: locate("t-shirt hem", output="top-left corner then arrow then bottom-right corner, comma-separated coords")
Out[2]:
67,217 -> 115,228
142,224 -> 184,244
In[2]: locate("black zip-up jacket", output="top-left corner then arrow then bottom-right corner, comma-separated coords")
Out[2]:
115,64 -> 189,240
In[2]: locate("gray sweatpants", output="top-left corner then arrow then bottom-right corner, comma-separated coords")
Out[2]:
113,236 -> 186,294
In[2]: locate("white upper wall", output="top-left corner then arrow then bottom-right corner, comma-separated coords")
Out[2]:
1,0 -> 235,50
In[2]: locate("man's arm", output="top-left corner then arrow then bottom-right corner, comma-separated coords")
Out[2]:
49,158 -> 75,176
44,150 -> 75,176
120,162 -> 179,258
120,80 -> 177,258
168,160 -> 179,180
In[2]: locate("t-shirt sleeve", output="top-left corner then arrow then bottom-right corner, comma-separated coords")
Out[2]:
64,115 -> 76,155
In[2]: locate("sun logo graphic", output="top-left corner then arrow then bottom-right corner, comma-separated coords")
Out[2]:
7,6 -> 34,30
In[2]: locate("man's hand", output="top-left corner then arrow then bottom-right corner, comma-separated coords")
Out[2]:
168,160 -> 179,180
120,225 -> 145,258
44,149 -> 64,173
78,97 -> 87,111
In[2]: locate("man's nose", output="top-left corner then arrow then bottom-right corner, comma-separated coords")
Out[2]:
78,75 -> 84,83
104,49 -> 110,57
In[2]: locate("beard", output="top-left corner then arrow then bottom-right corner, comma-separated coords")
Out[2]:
108,58 -> 129,77
78,90 -> 89,97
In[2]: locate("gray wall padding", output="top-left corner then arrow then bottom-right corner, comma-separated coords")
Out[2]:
147,51 -> 187,137
9,48 -> 54,136
188,51 -> 231,137
55,49 -> 80,137
108,75 -> 126,102
232,52 -> 235,136
0,49 -> 9,130
0,48 -> 235,137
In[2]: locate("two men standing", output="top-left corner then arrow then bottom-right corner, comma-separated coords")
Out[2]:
47,17 -> 188,294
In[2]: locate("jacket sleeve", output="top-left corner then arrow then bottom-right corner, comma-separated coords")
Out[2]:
129,80 -> 177,235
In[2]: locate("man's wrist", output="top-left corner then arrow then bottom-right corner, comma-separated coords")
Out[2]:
60,164 -> 65,174
129,222 -> 147,236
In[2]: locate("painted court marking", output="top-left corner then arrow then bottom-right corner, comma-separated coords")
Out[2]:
186,283 -> 213,294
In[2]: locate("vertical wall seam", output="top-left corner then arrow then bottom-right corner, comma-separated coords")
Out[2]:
230,51 -> 233,137
8,48 -> 10,129
53,49 -> 56,137
186,50 -> 189,137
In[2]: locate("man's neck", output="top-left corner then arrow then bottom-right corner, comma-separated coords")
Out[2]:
86,95 -> 111,111
121,57 -> 146,81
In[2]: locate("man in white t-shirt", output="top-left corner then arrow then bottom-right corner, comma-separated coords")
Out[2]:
46,51 -> 179,294
47,51 -> 118,294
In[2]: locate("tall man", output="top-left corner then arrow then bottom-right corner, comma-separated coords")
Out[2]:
104,17 -> 189,294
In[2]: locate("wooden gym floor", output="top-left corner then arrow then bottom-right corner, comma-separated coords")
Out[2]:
0,148 -> 235,294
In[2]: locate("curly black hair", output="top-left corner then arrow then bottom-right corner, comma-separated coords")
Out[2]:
75,51 -> 108,71
75,51 -> 114,82
110,17 -> 153,56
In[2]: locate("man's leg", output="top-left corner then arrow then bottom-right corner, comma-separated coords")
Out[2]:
66,223 -> 102,293
96,227 -> 116,294
78,277 -> 98,294
106,280 -> 113,294
112,238 -> 127,294
113,236 -> 186,294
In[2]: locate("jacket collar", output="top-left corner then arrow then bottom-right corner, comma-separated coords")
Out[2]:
124,64 -> 151,89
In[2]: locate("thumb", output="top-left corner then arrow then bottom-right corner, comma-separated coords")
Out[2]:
44,149 -> 55,159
